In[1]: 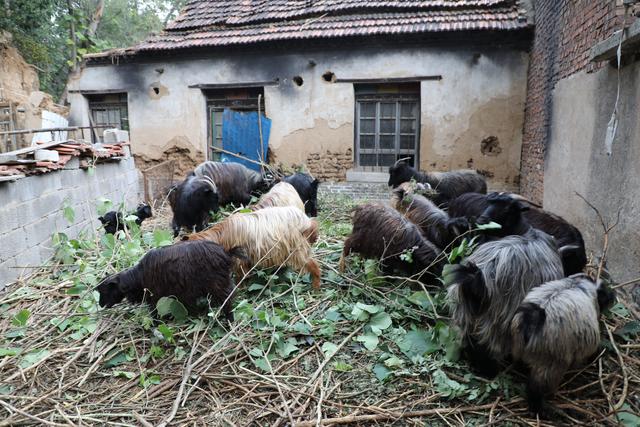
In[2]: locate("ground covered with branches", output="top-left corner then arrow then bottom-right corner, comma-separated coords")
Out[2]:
0,195 -> 639,426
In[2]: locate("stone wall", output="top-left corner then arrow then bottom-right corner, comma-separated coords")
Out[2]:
0,157 -> 141,288
306,149 -> 353,182
319,182 -> 390,202
520,0 -> 623,203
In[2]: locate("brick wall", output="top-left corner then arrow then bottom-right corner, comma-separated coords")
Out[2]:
306,149 -> 353,182
520,0 -> 624,203
319,182 -> 390,201
0,157 -> 141,288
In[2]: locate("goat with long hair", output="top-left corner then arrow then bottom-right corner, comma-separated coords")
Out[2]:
339,203 -> 443,282
251,182 -> 305,212
96,240 -> 246,321
511,274 -> 615,414
195,161 -> 268,206
184,206 -> 321,289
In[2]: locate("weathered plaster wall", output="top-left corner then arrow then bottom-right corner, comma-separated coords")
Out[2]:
545,62 -> 640,282
69,46 -> 528,185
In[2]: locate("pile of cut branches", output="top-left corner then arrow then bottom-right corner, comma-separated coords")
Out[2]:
0,195 -> 638,426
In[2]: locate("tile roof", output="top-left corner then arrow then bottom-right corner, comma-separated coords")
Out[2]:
0,142 -> 129,179
86,0 -> 531,58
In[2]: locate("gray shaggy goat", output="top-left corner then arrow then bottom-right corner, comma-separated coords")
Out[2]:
445,228 -> 564,377
195,161 -> 267,206
391,185 -> 469,249
511,274 -> 615,414
388,161 -> 486,206
339,203 -> 443,283
96,240 -> 246,321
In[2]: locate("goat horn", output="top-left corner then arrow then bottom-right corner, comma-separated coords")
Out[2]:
509,193 -> 543,209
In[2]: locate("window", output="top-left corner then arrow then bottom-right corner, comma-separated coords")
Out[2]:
206,88 -> 265,161
355,83 -> 420,170
87,93 -> 129,142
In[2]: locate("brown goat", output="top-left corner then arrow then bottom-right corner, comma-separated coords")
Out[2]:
339,203 -> 443,282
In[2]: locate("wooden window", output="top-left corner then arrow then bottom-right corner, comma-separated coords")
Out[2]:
205,88 -> 265,161
355,83 -> 420,170
87,93 -> 128,142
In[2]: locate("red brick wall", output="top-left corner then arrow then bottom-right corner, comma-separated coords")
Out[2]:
520,0 -> 624,203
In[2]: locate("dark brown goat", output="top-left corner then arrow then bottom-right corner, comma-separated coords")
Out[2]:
96,241 -> 246,321
195,161 -> 267,206
388,161 -> 487,206
391,186 -> 470,249
447,192 -> 587,275
339,203 -> 443,282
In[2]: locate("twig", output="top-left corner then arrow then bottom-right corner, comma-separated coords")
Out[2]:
605,323 -> 630,411
132,412 -> 153,427
296,403 -> 498,426
0,399 -> 67,427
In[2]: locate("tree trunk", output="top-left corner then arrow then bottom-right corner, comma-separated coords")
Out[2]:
67,0 -> 77,72
86,0 -> 105,40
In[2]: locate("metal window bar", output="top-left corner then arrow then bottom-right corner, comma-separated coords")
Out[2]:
355,95 -> 419,171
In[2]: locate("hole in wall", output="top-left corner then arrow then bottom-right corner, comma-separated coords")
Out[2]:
152,87 -> 160,95
480,136 -> 502,156
293,76 -> 304,86
322,71 -> 336,83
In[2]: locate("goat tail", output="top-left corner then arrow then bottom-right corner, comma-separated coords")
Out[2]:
303,220 -> 319,244
227,246 -> 249,262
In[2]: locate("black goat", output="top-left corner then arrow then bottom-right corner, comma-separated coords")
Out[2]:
388,161 -> 486,206
283,173 -> 320,216
447,192 -> 587,275
96,240 -> 246,321
168,173 -> 219,237
99,204 -> 152,235
194,161 -> 269,206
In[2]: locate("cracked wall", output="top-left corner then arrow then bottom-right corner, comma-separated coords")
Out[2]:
69,45 -> 528,185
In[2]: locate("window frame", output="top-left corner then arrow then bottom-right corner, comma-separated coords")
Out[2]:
354,92 -> 420,171
86,93 -> 129,143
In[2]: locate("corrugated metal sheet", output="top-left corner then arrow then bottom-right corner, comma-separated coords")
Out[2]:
221,109 -> 270,172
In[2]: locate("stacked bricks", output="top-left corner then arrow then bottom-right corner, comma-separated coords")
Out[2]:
0,157 -> 141,288
520,0 -> 624,204
306,149 -> 353,182
319,182 -> 390,202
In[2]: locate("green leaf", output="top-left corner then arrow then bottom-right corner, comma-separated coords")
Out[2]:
152,230 -> 173,247
609,303 -> 629,317
397,329 -> 438,359
156,297 -> 188,322
156,324 -> 174,343
247,283 -> 265,292
351,302 -> 382,321
406,291 -> 433,310
19,349 -> 51,369
321,342 -> 339,357
276,338 -> 299,358
433,369 -> 467,398
356,332 -> 379,351
139,373 -> 161,388
290,322 -> 311,335
383,356 -> 404,368
252,356 -> 270,372
476,221 -> 501,230
12,309 -> 30,327
324,309 -> 342,322
373,363 -> 392,382
614,321 -> 640,342
617,404 -> 640,426
333,361 -> 353,372
0,348 -> 21,357
62,200 -> 75,223
113,370 -> 136,379
368,312 -> 392,336
104,350 -> 133,368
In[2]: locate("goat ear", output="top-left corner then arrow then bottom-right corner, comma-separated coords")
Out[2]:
597,282 -> 616,313
517,201 -> 530,212
312,179 -> 320,187
516,302 -> 546,345
98,216 -> 105,223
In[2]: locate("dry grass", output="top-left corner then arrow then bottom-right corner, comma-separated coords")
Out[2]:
0,194 -> 638,426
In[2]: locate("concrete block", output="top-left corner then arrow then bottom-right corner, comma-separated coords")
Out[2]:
14,246 -> 42,270
0,228 -> 28,261
28,192 -> 64,219
24,216 -> 56,248
39,239 -> 55,261
0,206 -> 22,234
0,257 -> 18,289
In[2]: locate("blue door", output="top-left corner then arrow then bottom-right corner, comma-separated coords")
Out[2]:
221,109 -> 271,172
